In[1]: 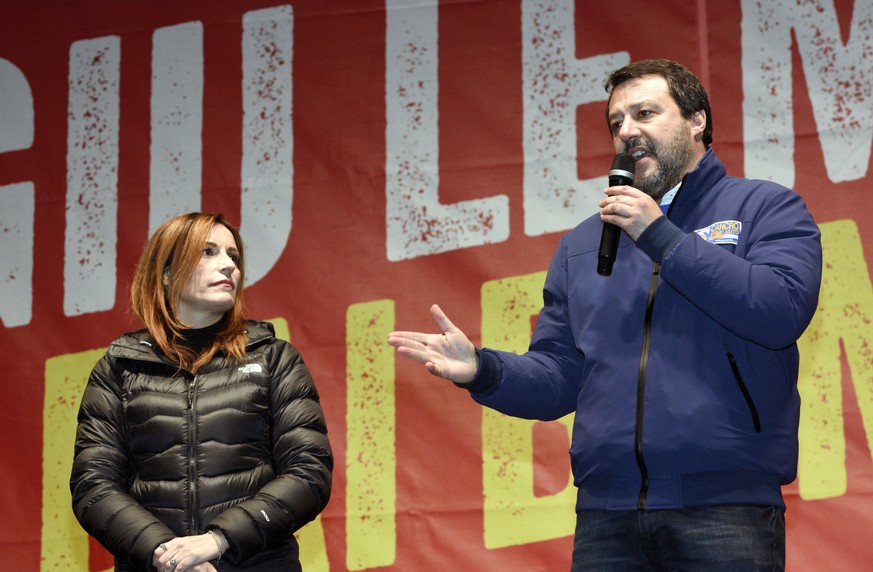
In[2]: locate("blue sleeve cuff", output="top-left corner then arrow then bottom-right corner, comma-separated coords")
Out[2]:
636,215 -> 686,262
455,348 -> 502,397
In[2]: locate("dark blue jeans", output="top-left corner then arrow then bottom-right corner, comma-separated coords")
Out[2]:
571,506 -> 785,571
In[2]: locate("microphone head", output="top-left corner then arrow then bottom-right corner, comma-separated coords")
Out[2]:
610,152 -> 636,179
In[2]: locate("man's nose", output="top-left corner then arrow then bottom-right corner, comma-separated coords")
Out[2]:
618,117 -> 639,142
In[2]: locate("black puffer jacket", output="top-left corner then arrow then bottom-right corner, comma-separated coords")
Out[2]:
70,321 -> 332,571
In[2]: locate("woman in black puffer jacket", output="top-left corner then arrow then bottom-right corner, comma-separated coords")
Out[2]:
71,212 -> 332,572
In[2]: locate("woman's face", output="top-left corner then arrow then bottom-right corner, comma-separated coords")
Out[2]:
176,223 -> 241,328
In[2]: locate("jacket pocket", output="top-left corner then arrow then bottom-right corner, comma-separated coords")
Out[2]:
726,352 -> 762,433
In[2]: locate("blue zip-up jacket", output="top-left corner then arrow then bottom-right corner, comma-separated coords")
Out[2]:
465,149 -> 822,511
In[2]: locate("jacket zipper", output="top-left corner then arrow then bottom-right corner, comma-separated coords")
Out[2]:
635,262 -> 661,510
727,353 -> 762,433
187,374 -> 200,533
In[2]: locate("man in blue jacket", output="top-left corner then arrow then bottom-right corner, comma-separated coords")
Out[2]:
388,59 -> 822,571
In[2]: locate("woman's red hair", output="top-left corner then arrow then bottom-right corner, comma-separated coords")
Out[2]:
130,212 -> 248,371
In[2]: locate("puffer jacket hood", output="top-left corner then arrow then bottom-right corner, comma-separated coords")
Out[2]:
71,320 -> 332,571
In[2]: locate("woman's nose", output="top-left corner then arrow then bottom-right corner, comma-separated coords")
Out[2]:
219,253 -> 236,273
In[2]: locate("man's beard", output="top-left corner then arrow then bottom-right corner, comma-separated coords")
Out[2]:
632,129 -> 695,202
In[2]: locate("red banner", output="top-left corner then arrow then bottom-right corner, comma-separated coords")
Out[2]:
2,1 -> 871,570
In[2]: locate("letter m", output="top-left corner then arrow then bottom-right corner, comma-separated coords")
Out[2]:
742,0 -> 873,186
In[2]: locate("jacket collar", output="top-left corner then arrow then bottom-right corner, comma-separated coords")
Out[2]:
106,320 -> 276,363
665,148 -> 726,219
107,330 -> 167,364
679,147 -> 726,199
244,320 -> 276,348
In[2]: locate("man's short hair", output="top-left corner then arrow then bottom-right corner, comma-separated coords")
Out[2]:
604,59 -> 713,147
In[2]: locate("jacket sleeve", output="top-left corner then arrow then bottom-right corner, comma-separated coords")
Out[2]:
207,342 -> 333,564
70,355 -> 175,570
638,183 -> 822,349
467,237 -> 586,421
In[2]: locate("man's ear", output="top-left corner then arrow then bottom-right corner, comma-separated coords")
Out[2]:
690,110 -> 706,139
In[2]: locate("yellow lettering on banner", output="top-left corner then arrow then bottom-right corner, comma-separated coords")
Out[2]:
345,301 -> 397,569
41,348 -> 111,572
269,318 -> 330,571
797,220 -> 873,500
480,272 -> 575,549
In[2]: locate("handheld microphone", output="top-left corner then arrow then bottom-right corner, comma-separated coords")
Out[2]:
597,153 -> 636,276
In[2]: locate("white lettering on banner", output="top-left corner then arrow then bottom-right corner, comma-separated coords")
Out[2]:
0,59 -> 34,328
64,36 -> 120,317
742,0 -> 873,185
149,22 -> 204,234
59,6 -> 292,318
0,59 -> 34,153
4,2 -> 866,323
240,5 -> 294,286
521,0 -> 628,236
384,0 -> 509,261
0,183 -> 35,328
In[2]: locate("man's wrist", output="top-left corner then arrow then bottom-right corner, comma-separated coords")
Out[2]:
457,348 -> 501,397
636,214 -> 685,262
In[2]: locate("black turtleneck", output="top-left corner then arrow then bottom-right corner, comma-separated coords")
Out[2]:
178,320 -> 223,356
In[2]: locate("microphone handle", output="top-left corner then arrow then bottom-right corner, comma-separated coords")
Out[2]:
597,223 -> 620,275
597,173 -> 634,276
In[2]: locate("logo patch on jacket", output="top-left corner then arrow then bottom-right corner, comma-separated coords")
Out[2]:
238,363 -> 263,374
695,220 -> 742,245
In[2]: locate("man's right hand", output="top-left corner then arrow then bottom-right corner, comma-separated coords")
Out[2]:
387,304 -> 478,385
